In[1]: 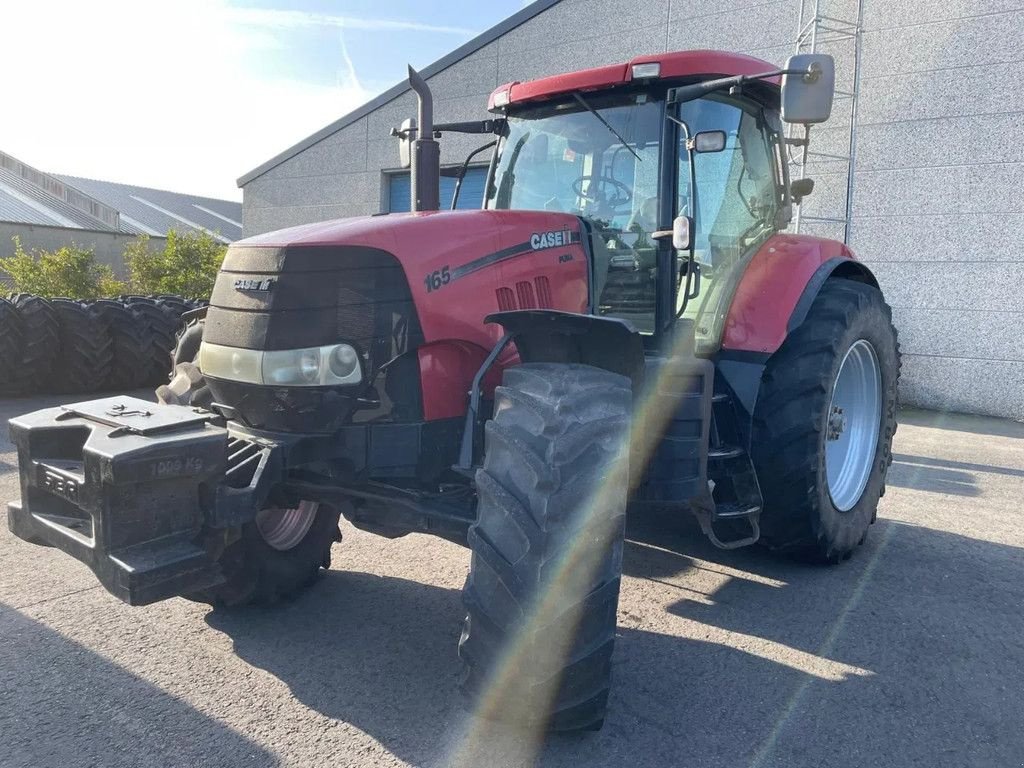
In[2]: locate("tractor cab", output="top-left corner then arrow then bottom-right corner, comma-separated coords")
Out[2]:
481,52 -> 829,351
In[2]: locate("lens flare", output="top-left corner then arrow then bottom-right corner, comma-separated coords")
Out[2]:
448,325 -> 705,765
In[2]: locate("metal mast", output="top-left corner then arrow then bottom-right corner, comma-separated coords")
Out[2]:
791,0 -> 863,243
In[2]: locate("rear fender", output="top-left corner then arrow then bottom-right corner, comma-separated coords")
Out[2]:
722,234 -> 878,355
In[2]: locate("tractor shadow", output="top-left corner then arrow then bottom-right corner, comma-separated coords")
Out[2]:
205,511 -> 1024,768
0,603 -> 276,768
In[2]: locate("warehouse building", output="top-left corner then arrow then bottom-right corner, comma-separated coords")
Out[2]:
0,149 -> 242,277
237,0 -> 1024,420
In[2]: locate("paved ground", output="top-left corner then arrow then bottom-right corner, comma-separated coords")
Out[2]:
1,393 -> 1022,768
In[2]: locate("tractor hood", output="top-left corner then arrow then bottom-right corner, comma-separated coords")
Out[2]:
236,209 -> 584,271
228,208 -> 591,350
203,209 -> 591,430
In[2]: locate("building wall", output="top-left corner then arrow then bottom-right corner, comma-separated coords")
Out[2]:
240,0 -> 1024,419
0,221 -> 166,278
845,0 -> 1024,420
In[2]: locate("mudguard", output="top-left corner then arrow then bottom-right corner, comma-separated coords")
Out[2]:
486,309 -> 646,389
722,234 -> 877,355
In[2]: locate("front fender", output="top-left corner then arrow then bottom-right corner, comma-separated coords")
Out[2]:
486,309 -> 645,390
722,234 -> 878,355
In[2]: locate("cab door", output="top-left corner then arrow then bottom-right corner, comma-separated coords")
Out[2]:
674,95 -> 784,354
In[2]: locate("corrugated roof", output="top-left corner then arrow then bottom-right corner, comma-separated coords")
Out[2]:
0,184 -> 64,227
236,0 -> 563,187
56,175 -> 243,242
0,167 -> 117,231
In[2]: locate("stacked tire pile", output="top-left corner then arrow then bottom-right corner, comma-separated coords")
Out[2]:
0,293 -> 206,397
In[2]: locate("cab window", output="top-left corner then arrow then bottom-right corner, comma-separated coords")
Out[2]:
677,96 -> 780,350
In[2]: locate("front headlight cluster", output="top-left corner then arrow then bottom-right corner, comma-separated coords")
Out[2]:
199,342 -> 363,387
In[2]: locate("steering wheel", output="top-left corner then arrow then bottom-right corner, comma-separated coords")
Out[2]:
572,174 -> 632,210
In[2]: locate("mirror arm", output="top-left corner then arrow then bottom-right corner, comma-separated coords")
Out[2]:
669,67 -> 810,105
433,119 -> 501,136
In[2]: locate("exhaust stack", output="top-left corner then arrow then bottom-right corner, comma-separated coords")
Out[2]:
407,66 -> 440,212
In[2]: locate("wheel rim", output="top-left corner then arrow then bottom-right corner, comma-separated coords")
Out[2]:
255,500 -> 318,551
825,339 -> 882,512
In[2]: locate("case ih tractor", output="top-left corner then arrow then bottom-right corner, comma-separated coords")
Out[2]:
7,50 -> 898,731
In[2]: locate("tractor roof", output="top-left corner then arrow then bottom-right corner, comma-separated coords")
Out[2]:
489,49 -> 779,111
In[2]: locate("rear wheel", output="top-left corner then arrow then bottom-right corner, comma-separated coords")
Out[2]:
751,279 -> 900,562
191,501 -> 342,606
459,363 -> 631,732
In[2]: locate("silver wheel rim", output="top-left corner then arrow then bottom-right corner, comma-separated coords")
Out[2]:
825,339 -> 882,512
255,500 -> 318,551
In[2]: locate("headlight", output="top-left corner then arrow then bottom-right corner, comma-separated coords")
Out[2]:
199,342 -> 363,387
328,344 -> 359,379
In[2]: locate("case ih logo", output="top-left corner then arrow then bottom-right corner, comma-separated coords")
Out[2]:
530,230 -> 572,250
234,278 -> 275,292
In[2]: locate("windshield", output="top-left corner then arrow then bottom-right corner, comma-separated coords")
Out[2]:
487,92 -> 664,332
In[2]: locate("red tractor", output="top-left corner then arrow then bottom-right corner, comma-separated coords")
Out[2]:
7,50 -> 899,732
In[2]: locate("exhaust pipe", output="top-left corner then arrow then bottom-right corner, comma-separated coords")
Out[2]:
407,66 -> 440,212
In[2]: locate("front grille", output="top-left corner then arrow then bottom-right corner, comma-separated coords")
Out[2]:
205,245 -> 423,376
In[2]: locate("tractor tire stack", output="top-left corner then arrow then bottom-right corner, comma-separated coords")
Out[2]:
0,297 -> 26,394
0,293 -> 203,396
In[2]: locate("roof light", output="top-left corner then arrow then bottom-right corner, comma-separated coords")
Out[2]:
492,88 -> 511,107
631,62 -> 661,79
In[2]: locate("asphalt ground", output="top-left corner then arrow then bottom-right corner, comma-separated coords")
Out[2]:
1,392 -> 1022,768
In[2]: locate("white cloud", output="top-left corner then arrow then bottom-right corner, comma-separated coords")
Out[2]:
0,0 -> 384,200
224,7 -> 474,36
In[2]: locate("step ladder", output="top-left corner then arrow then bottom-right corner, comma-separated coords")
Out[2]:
699,391 -> 763,549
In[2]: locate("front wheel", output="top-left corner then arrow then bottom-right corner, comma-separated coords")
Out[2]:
191,502 -> 342,606
459,363 -> 632,732
751,279 -> 900,562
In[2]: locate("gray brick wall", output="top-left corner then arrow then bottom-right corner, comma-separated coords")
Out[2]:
240,0 -> 1024,418
848,0 -> 1024,420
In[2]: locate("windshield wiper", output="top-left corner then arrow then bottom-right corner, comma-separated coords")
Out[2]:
572,92 -> 641,162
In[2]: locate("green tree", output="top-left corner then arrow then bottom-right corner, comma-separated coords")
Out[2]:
0,236 -> 125,298
124,229 -> 226,298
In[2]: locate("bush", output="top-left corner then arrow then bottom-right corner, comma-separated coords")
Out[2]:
124,229 -> 226,298
0,236 -> 125,298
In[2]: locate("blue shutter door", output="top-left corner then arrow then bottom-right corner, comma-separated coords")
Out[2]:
387,167 -> 487,212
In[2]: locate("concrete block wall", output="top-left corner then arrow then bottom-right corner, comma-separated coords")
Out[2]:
847,0 -> 1024,420
240,0 -> 1024,418
0,221 -> 166,278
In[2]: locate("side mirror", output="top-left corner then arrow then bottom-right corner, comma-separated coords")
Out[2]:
693,130 -> 726,153
791,177 -> 814,203
781,54 -> 835,124
396,117 -> 416,169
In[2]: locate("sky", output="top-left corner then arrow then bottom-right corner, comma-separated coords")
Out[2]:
1,0 -> 527,201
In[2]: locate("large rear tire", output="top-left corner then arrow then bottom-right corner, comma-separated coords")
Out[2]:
50,300 -> 113,394
751,279 -> 900,562
92,300 -> 154,390
8,294 -> 59,391
122,297 -> 178,385
459,363 -> 631,732
0,297 -> 25,392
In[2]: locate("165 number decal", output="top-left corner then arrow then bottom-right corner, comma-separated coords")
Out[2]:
423,265 -> 451,292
